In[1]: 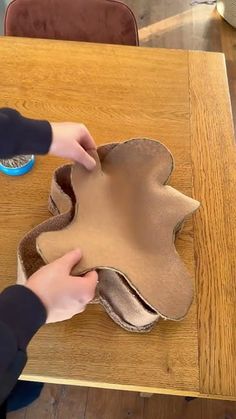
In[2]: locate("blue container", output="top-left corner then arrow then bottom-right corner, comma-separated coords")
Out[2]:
0,155 -> 35,176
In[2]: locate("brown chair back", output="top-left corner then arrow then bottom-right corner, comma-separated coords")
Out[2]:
4,0 -> 139,46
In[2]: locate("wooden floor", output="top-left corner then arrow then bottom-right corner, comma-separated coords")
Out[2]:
6,384 -> 236,419
4,1 -> 236,418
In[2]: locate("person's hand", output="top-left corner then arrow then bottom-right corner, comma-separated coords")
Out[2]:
25,249 -> 98,323
49,122 -> 96,170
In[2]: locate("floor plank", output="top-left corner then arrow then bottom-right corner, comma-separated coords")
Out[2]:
85,388 -> 144,419
201,398 -> 236,419
54,385 -> 88,419
7,387 -> 236,419
143,394 -> 201,419
7,384 -> 88,419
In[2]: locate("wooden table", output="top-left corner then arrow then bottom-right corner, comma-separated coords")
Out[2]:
0,37 -> 235,401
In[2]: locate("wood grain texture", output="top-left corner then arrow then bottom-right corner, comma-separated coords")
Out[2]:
7,384 -> 88,419
0,37 -> 198,395
0,36 -> 235,400
201,397 -> 236,419
189,51 -> 236,398
0,2 -> 235,416
143,393 -> 201,419
85,388 -> 144,419
124,0 -> 236,127
7,385 -> 236,419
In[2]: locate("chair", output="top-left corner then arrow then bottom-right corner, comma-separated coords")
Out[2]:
4,0 -> 139,46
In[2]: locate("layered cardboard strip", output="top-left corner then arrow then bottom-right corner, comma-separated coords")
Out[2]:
18,139 -> 199,332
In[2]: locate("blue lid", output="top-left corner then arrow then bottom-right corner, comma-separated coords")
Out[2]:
0,155 -> 35,176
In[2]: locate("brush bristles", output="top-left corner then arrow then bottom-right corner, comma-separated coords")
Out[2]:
0,156 -> 32,168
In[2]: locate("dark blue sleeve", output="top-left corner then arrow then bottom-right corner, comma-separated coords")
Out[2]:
0,108 -> 52,158
0,108 -> 49,403
0,286 -> 47,404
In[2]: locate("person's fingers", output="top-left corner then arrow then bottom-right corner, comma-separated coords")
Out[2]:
70,270 -> 98,304
79,125 -> 97,150
75,144 -> 96,170
56,248 -> 82,273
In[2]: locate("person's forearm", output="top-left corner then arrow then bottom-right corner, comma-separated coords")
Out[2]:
0,285 -> 46,404
0,108 -> 52,158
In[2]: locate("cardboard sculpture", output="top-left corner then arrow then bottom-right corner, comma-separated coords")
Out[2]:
18,139 -> 200,332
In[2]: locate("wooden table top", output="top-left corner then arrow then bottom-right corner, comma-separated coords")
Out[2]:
0,37 -> 235,401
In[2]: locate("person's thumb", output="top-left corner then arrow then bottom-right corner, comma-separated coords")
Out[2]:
83,270 -> 98,285
72,270 -> 98,304
58,248 -> 82,273
76,144 -> 96,170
